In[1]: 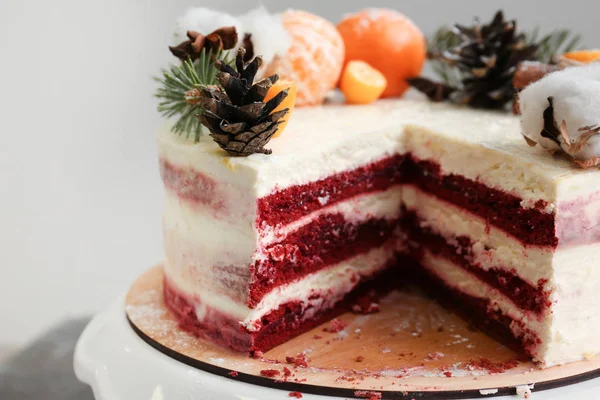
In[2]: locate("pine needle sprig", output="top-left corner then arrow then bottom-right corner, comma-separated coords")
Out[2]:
526,27 -> 583,63
427,27 -> 462,87
155,49 -> 234,142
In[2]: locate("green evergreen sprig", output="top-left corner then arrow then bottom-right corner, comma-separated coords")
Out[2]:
154,49 -> 233,142
526,27 -> 583,63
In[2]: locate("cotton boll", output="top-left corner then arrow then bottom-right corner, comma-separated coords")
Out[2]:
173,8 -> 242,46
238,6 -> 291,65
519,63 -> 600,162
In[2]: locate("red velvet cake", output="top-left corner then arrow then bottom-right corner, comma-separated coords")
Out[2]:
157,99 -> 600,368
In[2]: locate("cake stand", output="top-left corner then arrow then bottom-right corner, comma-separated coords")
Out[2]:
74,266 -> 600,399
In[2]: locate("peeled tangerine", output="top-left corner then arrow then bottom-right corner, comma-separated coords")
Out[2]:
340,61 -> 387,105
264,79 -> 297,137
265,10 -> 345,106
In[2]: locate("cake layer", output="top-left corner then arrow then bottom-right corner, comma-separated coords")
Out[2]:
164,187 -> 404,306
250,212 -> 401,306
257,155 -> 404,228
164,241 -> 400,333
402,211 -> 551,315
403,157 -> 556,247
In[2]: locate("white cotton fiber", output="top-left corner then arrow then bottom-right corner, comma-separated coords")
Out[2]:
519,63 -> 600,161
238,6 -> 291,64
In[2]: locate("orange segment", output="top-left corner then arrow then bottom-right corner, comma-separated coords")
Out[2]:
563,50 -> 600,63
264,79 -> 297,138
340,61 -> 387,105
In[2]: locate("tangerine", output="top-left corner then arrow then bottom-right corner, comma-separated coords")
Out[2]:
337,8 -> 426,98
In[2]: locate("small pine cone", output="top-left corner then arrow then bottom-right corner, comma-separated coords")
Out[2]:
197,48 -> 289,157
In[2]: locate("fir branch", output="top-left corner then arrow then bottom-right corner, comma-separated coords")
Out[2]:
427,26 -> 462,87
526,28 -> 583,63
155,49 -> 233,142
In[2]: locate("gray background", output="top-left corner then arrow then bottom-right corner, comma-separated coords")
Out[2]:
0,0 -> 593,348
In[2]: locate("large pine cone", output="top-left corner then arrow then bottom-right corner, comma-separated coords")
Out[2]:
198,48 -> 289,156
409,11 -> 539,109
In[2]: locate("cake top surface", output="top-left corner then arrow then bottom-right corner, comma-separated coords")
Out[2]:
159,98 -> 598,181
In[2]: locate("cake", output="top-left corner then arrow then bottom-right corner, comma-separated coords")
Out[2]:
158,99 -> 600,367
151,6 -> 600,371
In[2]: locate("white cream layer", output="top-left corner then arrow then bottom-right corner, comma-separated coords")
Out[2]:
164,186 -> 404,271
421,250 -> 600,367
164,241 -> 400,332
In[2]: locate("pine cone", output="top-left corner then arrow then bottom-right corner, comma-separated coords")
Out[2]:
169,27 -> 238,62
198,48 -> 289,157
409,11 -> 538,109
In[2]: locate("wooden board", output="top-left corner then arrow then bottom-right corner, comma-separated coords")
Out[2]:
126,266 -> 600,398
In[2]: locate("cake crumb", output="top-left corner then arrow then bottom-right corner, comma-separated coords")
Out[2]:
351,294 -> 381,314
356,355 -> 365,362
283,367 -> 293,377
312,334 -> 323,339
443,371 -> 452,377
259,369 -> 280,378
251,350 -> 264,359
427,352 -> 445,361
289,392 -> 303,398
354,390 -> 382,399
323,319 -> 347,333
479,388 -> 499,395
286,353 -> 309,368
515,383 -> 534,398
467,358 -> 519,373
228,371 -> 238,377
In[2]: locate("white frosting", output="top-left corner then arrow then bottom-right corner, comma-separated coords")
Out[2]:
520,63 -> 600,161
